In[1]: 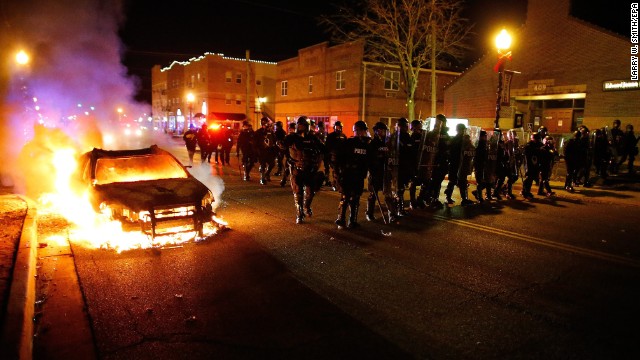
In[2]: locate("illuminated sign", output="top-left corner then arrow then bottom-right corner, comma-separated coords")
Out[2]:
602,80 -> 640,91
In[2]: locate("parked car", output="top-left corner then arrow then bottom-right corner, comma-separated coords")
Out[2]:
74,145 -> 217,238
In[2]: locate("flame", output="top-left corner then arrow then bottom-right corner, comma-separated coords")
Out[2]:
38,148 -> 224,253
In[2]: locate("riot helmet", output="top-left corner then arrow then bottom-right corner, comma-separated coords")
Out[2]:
261,117 -> 270,125
333,121 -> 343,132
275,121 -> 283,128
543,135 -> 554,146
537,125 -> 548,137
353,120 -> 368,130
296,116 -> 309,133
613,119 -> 621,127
531,133 -> 541,142
435,113 -> 447,124
455,123 -> 466,134
410,120 -> 422,130
373,122 -> 388,131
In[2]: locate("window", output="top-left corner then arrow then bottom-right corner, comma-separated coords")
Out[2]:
281,80 -> 288,96
225,72 -> 232,83
236,73 -> 242,84
336,70 -> 345,90
256,79 -> 262,86
308,76 -> 313,93
225,94 -> 231,105
384,70 -> 400,91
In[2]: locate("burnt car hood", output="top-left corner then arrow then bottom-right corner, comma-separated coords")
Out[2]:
93,177 -> 210,212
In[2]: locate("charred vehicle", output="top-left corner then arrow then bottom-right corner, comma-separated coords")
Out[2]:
75,145 -> 216,238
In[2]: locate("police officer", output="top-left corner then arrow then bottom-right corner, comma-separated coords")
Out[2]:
325,121 -> 348,190
444,123 -> 474,206
279,122 -> 297,187
609,119 -> 624,174
427,115 -> 450,208
409,120 -> 426,209
521,133 -> 543,199
219,122 -> 234,165
538,135 -> 557,196
576,125 -> 593,187
335,120 -> 371,229
282,116 -> 326,224
254,117 -> 279,185
365,122 -> 397,222
471,130 -> 490,203
564,130 -> 582,192
237,121 -> 256,181
273,121 -> 287,176
196,123 -> 210,164
618,124 -> 638,174
388,118 -> 414,216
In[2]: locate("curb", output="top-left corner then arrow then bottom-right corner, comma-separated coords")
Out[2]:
1,196 -> 37,360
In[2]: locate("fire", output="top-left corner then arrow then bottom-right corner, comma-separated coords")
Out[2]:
38,148 -> 225,253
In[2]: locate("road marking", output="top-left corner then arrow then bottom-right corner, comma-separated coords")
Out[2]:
433,215 -> 640,268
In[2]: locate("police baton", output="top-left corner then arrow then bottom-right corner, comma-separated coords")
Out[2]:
372,184 -> 388,224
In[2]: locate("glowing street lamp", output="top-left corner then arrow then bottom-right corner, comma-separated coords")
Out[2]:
494,29 -> 512,130
16,50 -> 30,65
117,107 -> 123,122
186,93 -> 195,130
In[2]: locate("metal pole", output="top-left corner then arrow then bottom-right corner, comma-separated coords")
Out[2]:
494,61 -> 504,130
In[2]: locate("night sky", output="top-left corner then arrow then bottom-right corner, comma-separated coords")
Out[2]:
119,0 -> 631,103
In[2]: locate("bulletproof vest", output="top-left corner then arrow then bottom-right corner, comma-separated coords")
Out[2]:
342,137 -> 370,177
289,136 -> 322,170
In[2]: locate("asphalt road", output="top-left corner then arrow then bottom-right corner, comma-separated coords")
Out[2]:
33,137 -> 640,359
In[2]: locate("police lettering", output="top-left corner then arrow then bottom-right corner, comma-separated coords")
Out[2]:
354,148 -> 367,155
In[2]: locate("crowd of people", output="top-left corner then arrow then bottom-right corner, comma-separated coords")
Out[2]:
184,115 -> 638,228
182,122 -> 235,167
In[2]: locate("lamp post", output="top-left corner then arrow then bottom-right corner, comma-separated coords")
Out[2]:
186,92 -> 195,131
494,29 -> 512,130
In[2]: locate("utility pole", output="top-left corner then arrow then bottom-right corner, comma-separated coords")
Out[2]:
245,50 -> 252,127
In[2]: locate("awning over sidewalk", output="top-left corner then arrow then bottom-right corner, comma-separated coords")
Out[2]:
208,112 -> 246,121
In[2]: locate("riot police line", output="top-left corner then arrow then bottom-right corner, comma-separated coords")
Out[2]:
232,115 -> 638,228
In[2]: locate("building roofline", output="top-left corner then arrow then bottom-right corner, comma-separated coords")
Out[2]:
160,52 -> 276,72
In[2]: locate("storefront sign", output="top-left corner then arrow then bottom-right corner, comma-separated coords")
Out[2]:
602,79 -> 640,91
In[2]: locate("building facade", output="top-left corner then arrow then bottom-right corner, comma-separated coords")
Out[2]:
275,41 -> 460,131
151,52 -> 277,134
444,0 -> 640,133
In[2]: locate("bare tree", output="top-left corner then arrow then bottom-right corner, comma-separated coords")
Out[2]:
321,0 -> 472,121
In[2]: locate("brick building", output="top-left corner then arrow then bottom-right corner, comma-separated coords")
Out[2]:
275,41 -> 460,131
151,52 -> 276,134
444,0 -> 639,133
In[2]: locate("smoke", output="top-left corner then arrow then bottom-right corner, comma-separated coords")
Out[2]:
187,166 -> 226,213
1,0 -> 152,194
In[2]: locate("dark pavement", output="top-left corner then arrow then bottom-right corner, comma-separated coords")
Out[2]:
1,160 -> 639,359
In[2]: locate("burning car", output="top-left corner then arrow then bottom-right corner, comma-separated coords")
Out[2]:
74,145 -> 217,239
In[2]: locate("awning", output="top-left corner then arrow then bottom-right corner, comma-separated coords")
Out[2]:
208,112 -> 246,121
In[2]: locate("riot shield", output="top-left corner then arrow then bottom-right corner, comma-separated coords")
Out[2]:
458,127 -> 478,180
385,129 -> 401,194
416,118 -> 441,181
481,130 -> 501,184
506,129 -> 523,178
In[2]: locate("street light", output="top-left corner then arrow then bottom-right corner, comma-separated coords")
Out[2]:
16,50 -> 30,65
494,29 -> 512,130
117,107 -> 123,123
186,92 -> 195,131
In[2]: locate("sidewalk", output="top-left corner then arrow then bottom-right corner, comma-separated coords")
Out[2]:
0,188 -> 37,360
0,167 -> 638,359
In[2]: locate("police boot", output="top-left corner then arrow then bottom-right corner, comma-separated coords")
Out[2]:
335,195 -> 348,228
493,184 -> 503,200
304,196 -> 313,218
260,172 -> 267,185
396,197 -> 407,217
347,200 -> 360,229
506,183 -> 516,199
293,194 -> 305,224
365,195 -> 376,221
409,187 -> 418,210
460,187 -> 474,206
243,163 -> 251,181
471,187 -> 483,203
444,185 -> 455,204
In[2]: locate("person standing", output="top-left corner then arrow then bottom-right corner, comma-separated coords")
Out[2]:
408,120 -> 426,209
427,115 -> 450,208
325,121 -> 348,190
220,123 -> 234,165
282,116 -> 326,224
366,122 -> 397,222
273,121 -> 287,176
182,124 -> 198,166
609,119 -> 624,174
471,130 -> 490,203
196,124 -> 210,164
388,118 -> 414,215
237,121 -> 256,181
254,117 -> 278,185
538,135 -> 557,196
618,124 -> 638,174
564,130 -> 582,192
592,128 -> 610,178
279,122 -> 297,187
521,133 -> 543,199
444,123 -> 474,206
335,121 -> 371,229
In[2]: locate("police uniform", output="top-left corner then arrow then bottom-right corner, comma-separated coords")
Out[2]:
282,116 -> 326,224
335,121 -> 370,228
